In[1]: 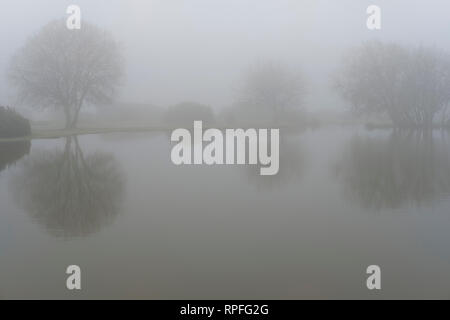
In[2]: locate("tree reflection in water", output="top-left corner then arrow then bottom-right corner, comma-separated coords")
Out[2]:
0,140 -> 31,174
335,130 -> 450,210
12,137 -> 125,238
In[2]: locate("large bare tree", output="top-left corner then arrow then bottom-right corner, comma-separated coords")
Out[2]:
335,41 -> 450,128
9,20 -> 124,129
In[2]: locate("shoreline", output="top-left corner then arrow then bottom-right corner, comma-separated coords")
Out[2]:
2,121 -> 450,142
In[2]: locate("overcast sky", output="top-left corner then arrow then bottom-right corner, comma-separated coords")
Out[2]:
1,0 -> 450,111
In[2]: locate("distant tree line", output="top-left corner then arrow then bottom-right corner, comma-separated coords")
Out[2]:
6,17 -> 450,131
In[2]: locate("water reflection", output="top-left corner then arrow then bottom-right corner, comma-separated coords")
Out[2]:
0,141 -> 31,174
242,133 -> 305,190
165,128 -> 306,190
11,137 -> 125,237
335,131 -> 450,210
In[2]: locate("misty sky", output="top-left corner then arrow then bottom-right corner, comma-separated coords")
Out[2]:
1,0 -> 450,111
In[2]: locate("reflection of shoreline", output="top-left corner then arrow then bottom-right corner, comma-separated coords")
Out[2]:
335,131 -> 450,210
10,136 -> 125,238
0,141 -> 31,173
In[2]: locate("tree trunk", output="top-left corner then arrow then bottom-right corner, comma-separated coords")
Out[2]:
69,101 -> 84,129
70,109 -> 80,129
64,107 -> 73,129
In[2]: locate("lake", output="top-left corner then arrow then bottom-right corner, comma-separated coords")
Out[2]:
1,126 -> 450,299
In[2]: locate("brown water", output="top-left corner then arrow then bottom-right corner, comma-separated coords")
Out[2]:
1,126 -> 450,299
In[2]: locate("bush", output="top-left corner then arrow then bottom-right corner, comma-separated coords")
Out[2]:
0,106 -> 31,138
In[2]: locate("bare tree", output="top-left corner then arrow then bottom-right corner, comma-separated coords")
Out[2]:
404,47 -> 450,128
335,41 -> 450,128
238,61 -> 305,123
9,20 -> 124,129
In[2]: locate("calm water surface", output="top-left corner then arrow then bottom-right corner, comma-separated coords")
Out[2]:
1,127 -> 450,299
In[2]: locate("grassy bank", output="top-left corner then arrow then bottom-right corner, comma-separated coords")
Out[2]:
365,122 -> 450,130
0,121 -> 319,142
2,121 -> 450,143
0,125 -> 169,142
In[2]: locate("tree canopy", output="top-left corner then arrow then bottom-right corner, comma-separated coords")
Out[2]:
237,61 -> 305,123
9,20 -> 124,128
335,41 -> 450,128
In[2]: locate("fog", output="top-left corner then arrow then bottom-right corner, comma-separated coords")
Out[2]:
1,0 -> 450,112
3,1 -> 450,299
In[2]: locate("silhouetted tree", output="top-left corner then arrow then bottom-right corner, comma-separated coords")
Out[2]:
9,20 -> 124,129
237,61 -> 305,123
335,42 -> 450,128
